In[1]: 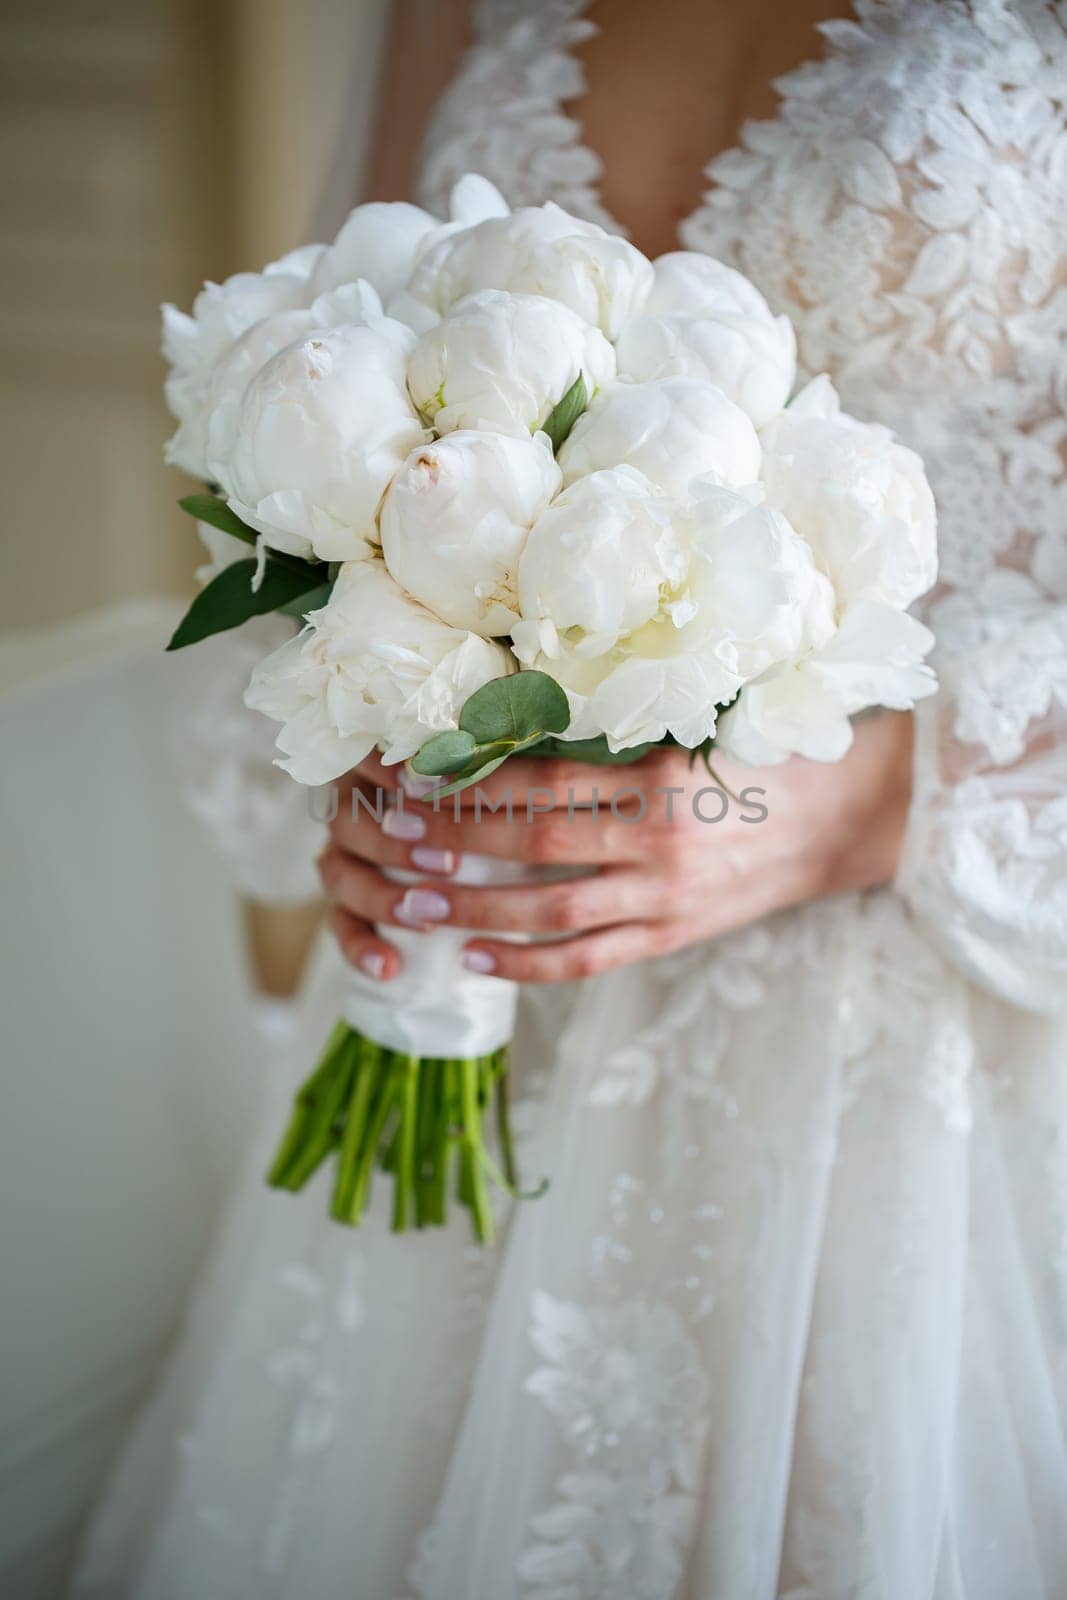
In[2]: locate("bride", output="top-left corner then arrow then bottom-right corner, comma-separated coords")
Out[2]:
71,1 -> 1067,1595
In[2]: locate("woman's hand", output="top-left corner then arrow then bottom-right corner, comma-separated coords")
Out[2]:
319,712 -> 914,984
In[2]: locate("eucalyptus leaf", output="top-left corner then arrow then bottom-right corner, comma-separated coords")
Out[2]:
430,746 -> 514,799
167,559 -> 328,650
459,671 -> 570,746
410,729 -> 480,777
529,735 -> 656,765
178,494 -> 258,546
541,374 -> 588,454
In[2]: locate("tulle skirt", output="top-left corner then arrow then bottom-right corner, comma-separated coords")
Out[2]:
69,890 -> 1067,1599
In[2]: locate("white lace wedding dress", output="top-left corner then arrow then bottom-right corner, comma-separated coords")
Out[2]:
70,3 -> 1067,1596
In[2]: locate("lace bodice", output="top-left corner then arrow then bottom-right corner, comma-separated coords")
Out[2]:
420,0 -> 1067,1011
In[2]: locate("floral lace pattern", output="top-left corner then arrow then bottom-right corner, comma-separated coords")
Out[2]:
417,1 -> 620,233
421,0 -> 1067,1016
516,1293 -> 710,1599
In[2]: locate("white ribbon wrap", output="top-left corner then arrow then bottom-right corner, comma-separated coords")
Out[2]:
341,855 -> 536,1058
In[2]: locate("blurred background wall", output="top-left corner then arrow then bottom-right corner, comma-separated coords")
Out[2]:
0,0 -> 389,631
0,3 -> 389,1591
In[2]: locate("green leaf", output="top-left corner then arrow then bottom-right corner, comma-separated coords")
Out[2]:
459,670 -> 570,746
541,374 -> 588,454
430,746 -> 514,798
410,729 -> 479,777
178,493 -> 258,546
409,673 -> 573,796
528,734 -> 656,765
167,558 -> 328,650
277,578 -> 335,619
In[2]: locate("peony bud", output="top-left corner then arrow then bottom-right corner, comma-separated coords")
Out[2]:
559,377 -> 761,500
407,290 -> 616,438
404,203 -> 653,338
615,251 -> 795,426
215,318 -> 427,563
380,430 -> 561,636
516,467 -> 685,656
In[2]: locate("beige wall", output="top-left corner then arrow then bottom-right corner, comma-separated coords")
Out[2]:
0,0 -> 388,632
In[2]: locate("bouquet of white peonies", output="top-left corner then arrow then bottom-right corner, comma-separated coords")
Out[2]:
164,174 -> 938,1242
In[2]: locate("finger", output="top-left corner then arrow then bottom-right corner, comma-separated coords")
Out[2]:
425,865 -> 655,935
460,920 -> 663,984
320,846 -> 457,932
399,748 -> 674,812
327,788 -> 462,876
329,905 -> 402,980
322,843 -> 657,936
329,792 -> 654,870
329,751 -> 405,806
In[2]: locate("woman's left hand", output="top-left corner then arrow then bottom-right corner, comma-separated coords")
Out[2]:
319,710 -> 914,984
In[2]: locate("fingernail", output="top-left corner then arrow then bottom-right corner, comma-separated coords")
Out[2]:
359,950 -> 388,979
382,806 -> 427,841
462,948 -> 496,974
399,767 -> 441,800
395,887 -> 450,926
411,846 -> 457,875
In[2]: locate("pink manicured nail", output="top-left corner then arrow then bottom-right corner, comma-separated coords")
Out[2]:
396,887 -> 450,926
399,767 -> 441,800
462,948 -> 497,974
411,846 -> 457,875
382,806 -> 427,841
359,950 -> 388,979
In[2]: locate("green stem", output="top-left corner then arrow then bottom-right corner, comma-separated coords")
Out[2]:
460,1057 -> 495,1245
347,1056 -> 398,1225
267,1025 -> 541,1241
275,1048 -> 355,1191
392,1054 -> 419,1232
330,1038 -> 376,1223
427,1061 -> 452,1227
493,1046 -> 518,1190
266,1021 -> 351,1187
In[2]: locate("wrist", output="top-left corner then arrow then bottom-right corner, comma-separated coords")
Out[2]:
822,710 -> 915,897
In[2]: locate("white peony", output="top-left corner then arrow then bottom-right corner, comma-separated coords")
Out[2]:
515,467 -> 686,658
311,201 -> 440,305
516,482 -> 834,754
203,283 -> 387,484
677,483 -> 835,681
202,306 -> 315,485
244,560 -> 512,784
716,601 -> 937,765
558,377 -> 761,500
407,289 -> 616,437
540,646 -> 743,753
380,430 -> 561,636
615,251 -> 796,427
214,316 -> 427,564
162,251 -> 319,479
403,203 -> 653,339
759,376 -> 938,609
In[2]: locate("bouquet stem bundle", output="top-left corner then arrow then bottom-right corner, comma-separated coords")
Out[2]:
267,1019 -> 527,1243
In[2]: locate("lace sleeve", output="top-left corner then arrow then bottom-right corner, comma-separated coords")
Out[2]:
682,0 -> 1067,1012
879,7 -> 1067,1013
895,577 -> 1067,1011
